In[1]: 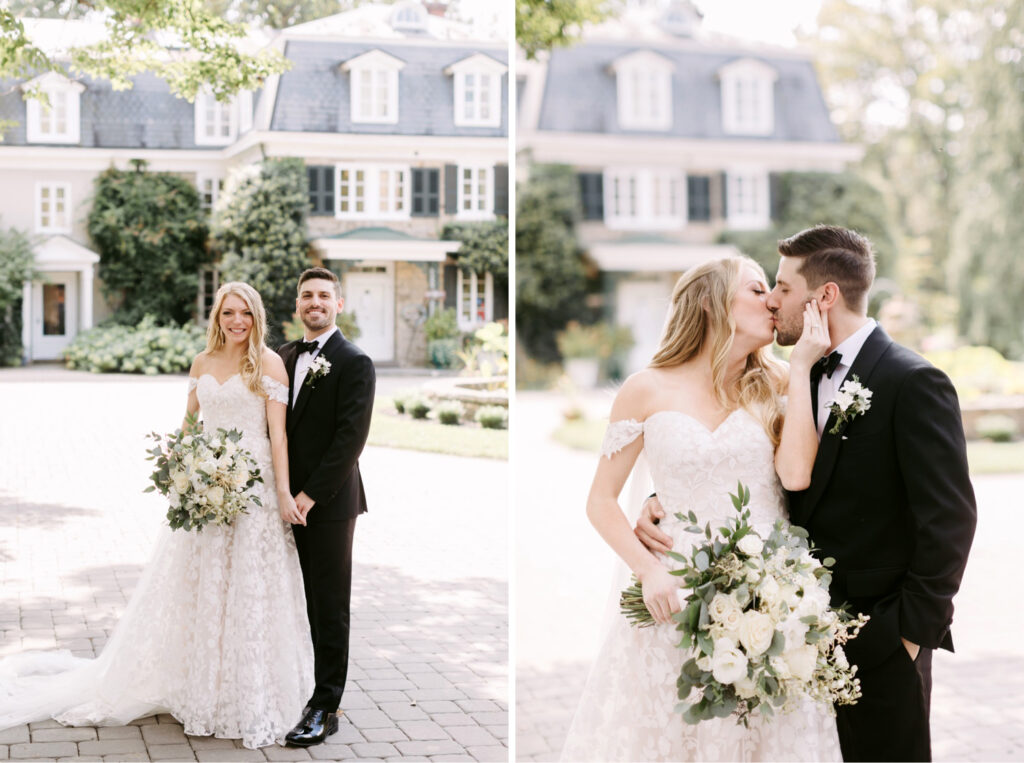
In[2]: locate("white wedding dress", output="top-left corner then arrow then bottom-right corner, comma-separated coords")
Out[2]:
0,374 -> 313,749
561,409 -> 842,762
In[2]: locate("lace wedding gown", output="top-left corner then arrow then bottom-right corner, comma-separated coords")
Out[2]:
561,409 -> 842,762
0,374 -> 313,749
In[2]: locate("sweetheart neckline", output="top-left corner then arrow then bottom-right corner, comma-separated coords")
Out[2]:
643,407 -> 753,436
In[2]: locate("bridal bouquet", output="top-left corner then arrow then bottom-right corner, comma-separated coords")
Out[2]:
620,483 -> 868,726
145,414 -> 263,532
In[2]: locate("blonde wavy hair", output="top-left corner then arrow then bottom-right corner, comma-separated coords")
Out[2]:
650,256 -> 788,446
205,281 -> 267,397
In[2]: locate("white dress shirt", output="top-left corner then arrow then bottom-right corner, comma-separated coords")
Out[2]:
292,326 -> 338,407
816,319 -> 877,437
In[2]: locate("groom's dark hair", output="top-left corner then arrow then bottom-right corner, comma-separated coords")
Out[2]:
778,225 -> 876,313
298,267 -> 341,298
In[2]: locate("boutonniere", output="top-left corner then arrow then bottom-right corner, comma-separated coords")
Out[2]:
827,375 -> 873,436
304,355 -> 331,388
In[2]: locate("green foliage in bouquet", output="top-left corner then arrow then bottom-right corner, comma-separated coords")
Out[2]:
88,164 -> 210,325
62,317 -> 206,374
620,483 -> 867,727
145,413 -> 263,533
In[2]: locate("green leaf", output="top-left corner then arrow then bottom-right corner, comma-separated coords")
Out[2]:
696,631 -> 714,656
698,600 -> 710,629
694,550 -> 710,571
823,556 -> 836,567
766,630 -> 786,657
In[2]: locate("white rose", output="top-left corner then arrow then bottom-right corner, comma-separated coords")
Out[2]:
199,459 -> 218,476
171,469 -> 190,494
758,575 -> 781,605
207,486 -> 225,507
719,602 -> 743,635
708,592 -> 739,624
738,610 -> 775,657
783,644 -> 818,682
778,614 -> 809,649
696,655 -> 713,672
733,673 -> 758,699
232,467 -> 250,489
780,582 -> 801,608
736,534 -> 764,557
770,656 -> 791,679
183,452 -> 195,467
833,646 -> 849,670
710,638 -> 748,685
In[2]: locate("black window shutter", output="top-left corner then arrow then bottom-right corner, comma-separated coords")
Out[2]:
444,164 -> 459,215
443,264 -> 458,309
769,172 -> 782,221
493,164 -> 509,217
412,168 -> 440,217
578,172 -> 604,220
687,175 -> 711,222
720,171 -> 729,220
307,166 -> 334,216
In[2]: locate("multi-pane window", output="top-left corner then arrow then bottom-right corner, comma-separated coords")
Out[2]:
197,175 -> 224,212
604,169 -> 686,229
308,166 -> 335,216
25,79 -> 83,144
344,52 -> 404,124
458,166 -> 492,219
613,52 -> 673,131
336,165 -> 410,218
726,170 -> 770,229
457,270 -> 493,330
36,183 -> 71,233
720,59 -> 777,136
194,92 -> 240,146
412,168 -> 440,216
456,71 -> 500,127
198,266 -> 221,324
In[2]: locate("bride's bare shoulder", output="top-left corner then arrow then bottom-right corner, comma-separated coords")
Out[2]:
610,369 -> 661,421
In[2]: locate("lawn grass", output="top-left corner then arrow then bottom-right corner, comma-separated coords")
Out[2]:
368,397 -> 507,460
552,416 -> 1024,476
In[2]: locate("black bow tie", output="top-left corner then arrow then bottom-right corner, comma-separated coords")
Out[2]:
811,352 -> 843,383
297,340 -> 320,355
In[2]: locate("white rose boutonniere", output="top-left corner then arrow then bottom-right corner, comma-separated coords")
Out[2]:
305,355 -> 332,389
827,374 -> 873,435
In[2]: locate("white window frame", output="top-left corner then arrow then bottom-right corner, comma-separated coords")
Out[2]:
719,58 -> 778,136
390,1 -> 428,32
197,265 -> 221,325
725,169 -> 770,230
610,51 -> 674,132
35,182 -> 72,234
24,75 -> 84,145
342,50 -> 405,125
603,168 -> 686,230
456,165 -> 494,221
194,92 -> 240,146
335,164 -> 411,220
456,270 -> 494,330
197,174 -> 225,212
446,54 -> 507,128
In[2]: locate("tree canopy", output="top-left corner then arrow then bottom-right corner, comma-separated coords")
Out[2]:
515,0 -> 611,59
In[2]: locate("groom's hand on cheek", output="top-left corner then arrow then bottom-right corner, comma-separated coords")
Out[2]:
295,491 -> 315,521
635,496 -> 673,555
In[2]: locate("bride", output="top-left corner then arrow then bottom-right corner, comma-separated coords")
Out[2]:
0,282 -> 313,749
561,256 -> 841,761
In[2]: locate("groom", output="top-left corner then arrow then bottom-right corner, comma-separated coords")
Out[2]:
279,267 -> 376,747
636,226 -> 976,761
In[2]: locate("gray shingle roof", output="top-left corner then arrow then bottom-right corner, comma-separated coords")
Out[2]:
537,42 -> 839,142
271,40 -> 507,137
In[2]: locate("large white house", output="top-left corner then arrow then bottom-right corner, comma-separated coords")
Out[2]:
0,1 -> 509,365
517,1 -> 861,372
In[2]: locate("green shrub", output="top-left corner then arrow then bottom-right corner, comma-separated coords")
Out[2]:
63,317 -> 206,374
428,338 -> 461,369
282,310 -> 361,344
976,414 -> 1019,443
392,389 -> 416,414
425,307 -> 459,341
0,223 -> 36,366
407,396 -> 431,419
476,405 -> 508,430
436,400 -> 465,425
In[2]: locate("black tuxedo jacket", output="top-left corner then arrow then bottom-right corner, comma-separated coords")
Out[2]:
788,325 -> 976,671
279,330 -> 375,523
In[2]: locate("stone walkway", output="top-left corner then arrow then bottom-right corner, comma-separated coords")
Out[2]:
515,389 -> 1024,762
0,369 -> 508,762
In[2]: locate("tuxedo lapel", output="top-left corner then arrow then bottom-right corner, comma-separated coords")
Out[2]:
289,330 -> 344,435
800,325 -> 892,522
282,344 -> 298,430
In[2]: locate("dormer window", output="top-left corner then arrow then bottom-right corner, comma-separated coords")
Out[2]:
341,50 -> 405,124
445,54 -> 508,128
390,1 -> 428,32
194,91 -> 252,147
719,58 -> 778,136
609,51 -> 674,132
23,72 -> 85,145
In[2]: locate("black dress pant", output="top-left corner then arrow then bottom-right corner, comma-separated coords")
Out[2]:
837,644 -> 933,761
292,517 -> 357,713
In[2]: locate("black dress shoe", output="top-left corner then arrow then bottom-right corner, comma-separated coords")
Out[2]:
284,707 -> 339,747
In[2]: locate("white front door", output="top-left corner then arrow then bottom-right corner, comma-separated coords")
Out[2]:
31,272 -> 78,361
346,271 -> 395,362
617,279 -> 672,373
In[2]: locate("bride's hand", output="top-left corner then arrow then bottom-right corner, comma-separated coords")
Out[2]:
278,493 -> 305,525
789,299 -> 830,373
639,565 -> 682,626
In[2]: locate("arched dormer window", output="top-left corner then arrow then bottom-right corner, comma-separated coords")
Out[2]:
390,1 -> 428,32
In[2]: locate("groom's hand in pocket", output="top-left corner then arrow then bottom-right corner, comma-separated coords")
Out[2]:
635,496 -> 673,555
901,637 -> 920,661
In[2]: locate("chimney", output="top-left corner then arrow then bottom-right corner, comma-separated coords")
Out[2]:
424,1 -> 447,17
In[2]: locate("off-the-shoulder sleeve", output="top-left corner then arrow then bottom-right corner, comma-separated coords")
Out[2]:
263,376 -> 290,405
600,419 -> 644,459
187,377 -> 199,394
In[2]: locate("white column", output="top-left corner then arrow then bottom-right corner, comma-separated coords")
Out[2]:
21,281 -> 32,364
80,265 -> 95,330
